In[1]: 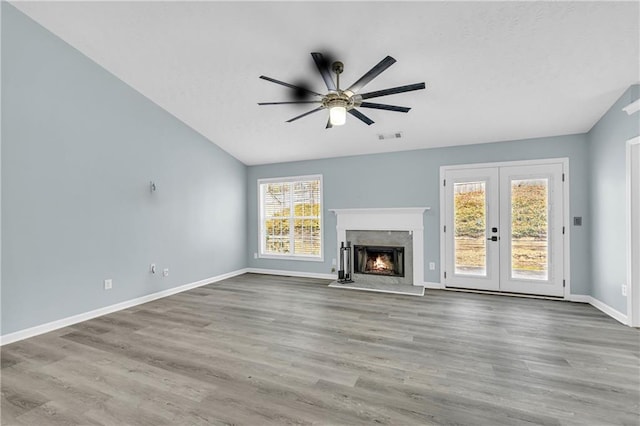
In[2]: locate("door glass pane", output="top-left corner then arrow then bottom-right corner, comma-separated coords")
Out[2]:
454,181 -> 486,276
511,178 -> 548,281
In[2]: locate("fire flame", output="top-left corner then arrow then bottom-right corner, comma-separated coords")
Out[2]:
374,255 -> 388,270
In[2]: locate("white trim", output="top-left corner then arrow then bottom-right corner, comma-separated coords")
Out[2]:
246,267 -> 336,280
423,281 -> 445,289
626,136 -> 640,326
2,267 -> 628,347
328,207 -> 429,216
257,254 -> 325,263
439,158 -> 570,298
622,99 -> 640,115
440,157 -> 569,171
564,159 -> 571,299
257,174 -> 322,184
567,294 -> 591,303
439,166 -> 446,284
568,294 -> 627,325
430,289 -> 627,325
257,174 -> 324,262
0,268 -> 249,346
589,296 -> 628,325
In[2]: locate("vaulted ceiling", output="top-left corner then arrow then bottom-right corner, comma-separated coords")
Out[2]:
12,1 -> 640,165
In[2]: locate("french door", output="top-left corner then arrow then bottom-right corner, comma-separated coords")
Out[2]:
442,161 -> 565,297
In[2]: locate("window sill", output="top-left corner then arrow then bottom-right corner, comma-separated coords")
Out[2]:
258,254 -> 325,262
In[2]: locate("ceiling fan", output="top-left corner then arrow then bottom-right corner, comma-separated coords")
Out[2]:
258,52 -> 426,128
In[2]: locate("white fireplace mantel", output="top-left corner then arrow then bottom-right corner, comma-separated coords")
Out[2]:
329,207 -> 430,286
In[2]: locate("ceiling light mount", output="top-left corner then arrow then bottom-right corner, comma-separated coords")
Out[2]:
331,61 -> 344,76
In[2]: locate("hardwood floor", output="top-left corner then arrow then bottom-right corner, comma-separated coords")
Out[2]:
2,273 -> 639,425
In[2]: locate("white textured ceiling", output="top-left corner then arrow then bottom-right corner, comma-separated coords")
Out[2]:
11,1 -> 640,165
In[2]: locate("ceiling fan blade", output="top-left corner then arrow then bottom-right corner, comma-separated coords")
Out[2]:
359,102 -> 411,113
286,106 -> 325,123
360,82 -> 426,100
259,75 -> 323,97
348,108 -> 374,126
326,119 -> 333,129
345,56 -> 396,94
258,101 -> 322,105
311,52 -> 337,91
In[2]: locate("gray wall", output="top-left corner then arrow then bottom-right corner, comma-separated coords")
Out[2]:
1,4 -> 247,335
587,84 -> 640,314
247,134 -> 590,295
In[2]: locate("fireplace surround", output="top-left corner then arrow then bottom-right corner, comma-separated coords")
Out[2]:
346,230 -> 412,285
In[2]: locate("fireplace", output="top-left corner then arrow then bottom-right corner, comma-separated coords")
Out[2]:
354,245 -> 405,277
330,207 -> 430,286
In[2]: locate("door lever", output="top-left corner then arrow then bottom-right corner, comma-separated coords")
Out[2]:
487,236 -> 499,241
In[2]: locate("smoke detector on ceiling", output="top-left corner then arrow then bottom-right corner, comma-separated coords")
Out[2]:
377,132 -> 403,140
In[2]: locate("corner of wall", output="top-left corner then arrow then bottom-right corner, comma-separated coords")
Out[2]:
586,84 -> 640,315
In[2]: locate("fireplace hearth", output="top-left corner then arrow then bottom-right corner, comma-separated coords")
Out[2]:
354,245 -> 404,277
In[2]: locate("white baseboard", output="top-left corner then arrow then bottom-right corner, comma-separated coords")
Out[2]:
423,281 -> 445,289
569,294 -> 628,325
2,271 -> 629,346
0,268 -> 249,346
246,268 -> 336,280
588,296 -> 628,325
567,294 -> 591,303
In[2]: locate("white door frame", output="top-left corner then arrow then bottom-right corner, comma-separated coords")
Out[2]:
626,136 -> 640,327
440,158 -> 570,298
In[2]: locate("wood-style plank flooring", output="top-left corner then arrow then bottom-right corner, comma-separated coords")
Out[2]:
2,273 -> 639,425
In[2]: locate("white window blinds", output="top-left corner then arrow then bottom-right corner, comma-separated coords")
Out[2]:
259,175 -> 322,259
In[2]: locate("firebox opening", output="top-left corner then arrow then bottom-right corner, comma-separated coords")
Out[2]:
354,245 -> 405,277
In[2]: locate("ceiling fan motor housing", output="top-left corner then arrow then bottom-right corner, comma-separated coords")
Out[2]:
323,92 -> 353,110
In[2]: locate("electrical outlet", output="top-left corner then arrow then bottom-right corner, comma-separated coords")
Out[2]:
429,262 -> 436,270
150,264 -> 156,274
622,284 -> 627,296
332,258 -> 337,266
163,268 -> 169,277
104,279 -> 112,290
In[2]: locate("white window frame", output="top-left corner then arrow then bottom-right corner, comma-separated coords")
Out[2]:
258,174 -> 324,262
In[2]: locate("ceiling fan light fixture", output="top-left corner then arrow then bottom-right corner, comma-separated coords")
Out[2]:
329,105 -> 347,126
327,98 -> 347,126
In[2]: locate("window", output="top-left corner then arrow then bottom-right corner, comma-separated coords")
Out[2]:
258,175 -> 323,260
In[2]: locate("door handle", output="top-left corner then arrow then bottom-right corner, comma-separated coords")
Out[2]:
487,236 -> 499,241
